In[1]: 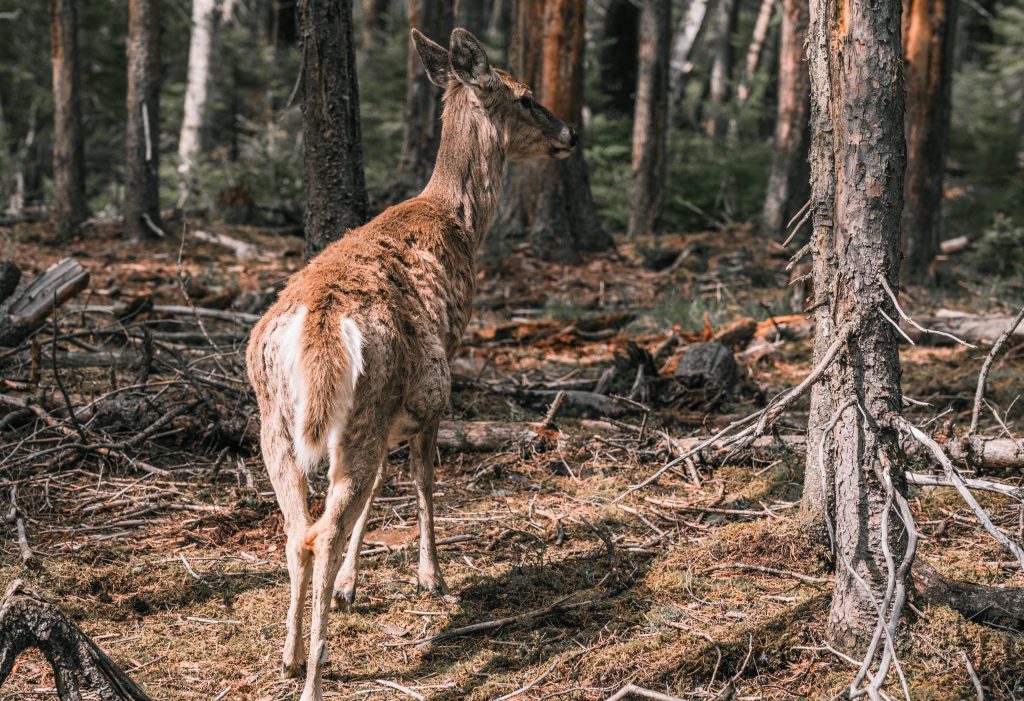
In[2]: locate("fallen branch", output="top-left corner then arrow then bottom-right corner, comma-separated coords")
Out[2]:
0,258 -> 89,347
601,685 -> 685,701
970,305 -> 1024,434
0,580 -> 154,700
700,563 -> 832,585
914,560 -> 1024,630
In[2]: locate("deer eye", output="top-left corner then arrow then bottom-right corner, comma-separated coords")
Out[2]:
519,96 -> 533,109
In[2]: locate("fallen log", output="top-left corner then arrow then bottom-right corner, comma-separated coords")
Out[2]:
0,580 -> 154,700
914,560 -> 1024,631
0,258 -> 89,347
436,421 -> 558,452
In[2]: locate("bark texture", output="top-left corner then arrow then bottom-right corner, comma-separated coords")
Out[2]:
759,0 -> 810,240
705,0 -> 739,137
487,0 -> 613,263
901,0 -> 958,282
125,0 -> 162,239
51,0 -> 87,241
178,0 -> 219,177
299,0 -> 369,259
395,0 -> 454,198
0,581 -> 153,700
802,0 -> 907,653
596,0 -> 639,116
628,0 -> 671,236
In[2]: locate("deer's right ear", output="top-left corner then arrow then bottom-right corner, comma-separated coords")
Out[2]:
412,29 -> 451,88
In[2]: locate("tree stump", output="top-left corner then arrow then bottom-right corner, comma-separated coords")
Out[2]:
674,342 -> 738,392
0,580 -> 153,700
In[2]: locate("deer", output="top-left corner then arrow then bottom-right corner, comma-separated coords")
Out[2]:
245,27 -> 578,701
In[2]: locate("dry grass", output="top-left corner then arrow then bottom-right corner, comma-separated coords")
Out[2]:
2,222 -> 1023,700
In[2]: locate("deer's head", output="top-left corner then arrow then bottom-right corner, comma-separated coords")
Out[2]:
413,28 -> 579,161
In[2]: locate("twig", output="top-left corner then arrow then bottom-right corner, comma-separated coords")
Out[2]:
961,651 -> 984,701
901,419 -> 1024,571
601,685 -> 685,701
6,487 -> 37,568
906,472 -> 1023,500
493,657 -> 562,701
375,680 -> 426,701
878,276 -> 975,348
970,305 -> 1024,434
543,390 -> 566,428
700,563 -> 831,585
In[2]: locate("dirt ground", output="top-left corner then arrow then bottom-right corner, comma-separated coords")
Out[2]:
2,220 -> 1023,700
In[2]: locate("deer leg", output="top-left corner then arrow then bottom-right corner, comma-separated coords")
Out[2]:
332,457 -> 386,611
300,444 -> 379,701
412,421 -> 447,595
262,430 -> 313,679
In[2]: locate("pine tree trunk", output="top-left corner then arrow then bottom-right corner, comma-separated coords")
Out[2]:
730,0 -> 777,136
178,0 -> 219,178
487,0 -> 613,263
668,0 -> 711,118
299,0 -> 369,259
454,0 -> 488,38
901,0 -> 958,283
759,0 -> 809,240
596,0 -> 639,117
394,0 -> 454,199
51,0 -> 87,241
628,0 -> 671,237
361,0 -> 390,50
803,0 -> 907,653
125,0 -> 163,239
705,0 -> 738,138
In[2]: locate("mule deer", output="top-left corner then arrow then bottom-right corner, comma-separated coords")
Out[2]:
246,28 -> 578,701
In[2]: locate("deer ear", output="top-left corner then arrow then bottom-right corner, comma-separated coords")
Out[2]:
412,29 -> 451,88
449,28 -> 495,89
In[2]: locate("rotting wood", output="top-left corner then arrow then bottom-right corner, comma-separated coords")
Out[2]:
0,258 -> 89,347
0,580 -> 154,700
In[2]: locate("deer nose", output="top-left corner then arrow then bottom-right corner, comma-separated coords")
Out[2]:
569,128 -> 579,147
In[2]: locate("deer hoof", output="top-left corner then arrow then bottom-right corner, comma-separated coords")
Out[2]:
331,587 -> 356,612
282,659 -> 306,679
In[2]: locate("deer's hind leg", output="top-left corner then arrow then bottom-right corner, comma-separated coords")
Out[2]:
332,457 -> 386,611
260,421 -> 313,679
300,439 -> 382,701
412,420 -> 447,595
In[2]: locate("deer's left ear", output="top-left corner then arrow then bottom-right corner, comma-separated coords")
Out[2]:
412,29 -> 451,88
449,28 -> 495,89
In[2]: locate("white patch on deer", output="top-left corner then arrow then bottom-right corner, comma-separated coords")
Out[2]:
325,317 -> 365,455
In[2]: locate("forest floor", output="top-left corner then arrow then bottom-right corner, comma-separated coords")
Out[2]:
1,220 -> 1023,700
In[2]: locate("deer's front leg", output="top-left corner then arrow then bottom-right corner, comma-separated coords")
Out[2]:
332,458 -> 386,611
411,421 -> 447,595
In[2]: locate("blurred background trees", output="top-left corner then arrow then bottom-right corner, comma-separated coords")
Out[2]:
0,0 -> 1023,277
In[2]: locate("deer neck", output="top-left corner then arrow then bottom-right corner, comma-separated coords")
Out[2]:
421,92 -> 506,247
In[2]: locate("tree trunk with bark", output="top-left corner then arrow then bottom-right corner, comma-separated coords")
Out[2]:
668,0 -> 711,119
178,0 -> 219,179
759,0 -> 810,240
596,0 -> 639,117
51,0 -> 87,241
299,0 -> 369,259
704,0 -> 738,138
125,0 -> 163,239
628,0 -> 671,236
802,0 -> 907,653
487,0 -> 613,263
901,0 -> 958,283
728,0 -> 777,137
454,0 -> 489,38
361,0 -> 390,49
394,0 -> 454,199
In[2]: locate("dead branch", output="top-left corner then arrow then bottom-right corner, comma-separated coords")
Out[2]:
700,563 -> 831,585
914,560 -> 1024,630
970,305 -> 1024,434
601,685 -> 685,701
436,421 -> 557,452
0,258 -> 89,347
0,580 -> 154,700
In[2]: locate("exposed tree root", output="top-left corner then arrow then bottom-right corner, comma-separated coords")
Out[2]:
913,561 -> 1024,631
0,580 -> 153,701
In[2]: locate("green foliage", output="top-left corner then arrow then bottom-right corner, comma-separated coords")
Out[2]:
964,214 -> 1024,277
586,113 -> 772,235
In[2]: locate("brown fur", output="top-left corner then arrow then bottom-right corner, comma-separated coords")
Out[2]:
244,28 -> 577,701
